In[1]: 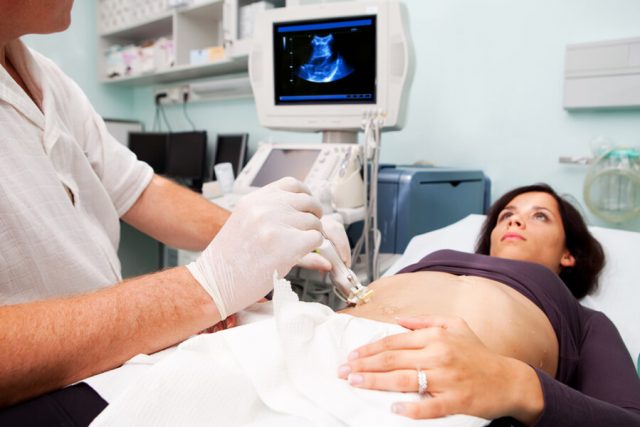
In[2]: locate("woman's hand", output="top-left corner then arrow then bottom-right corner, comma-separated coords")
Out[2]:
337,315 -> 544,423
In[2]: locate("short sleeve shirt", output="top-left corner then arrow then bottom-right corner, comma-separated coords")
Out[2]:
0,40 -> 153,304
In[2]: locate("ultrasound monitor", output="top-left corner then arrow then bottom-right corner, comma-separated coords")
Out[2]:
273,17 -> 376,106
211,133 -> 248,180
165,131 -> 208,180
249,1 -> 411,132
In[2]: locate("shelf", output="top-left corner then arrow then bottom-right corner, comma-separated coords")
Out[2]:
101,13 -> 173,41
101,56 -> 248,86
97,0 -> 283,87
180,0 -> 225,15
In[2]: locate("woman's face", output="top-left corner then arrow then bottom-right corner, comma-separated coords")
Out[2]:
490,192 -> 575,273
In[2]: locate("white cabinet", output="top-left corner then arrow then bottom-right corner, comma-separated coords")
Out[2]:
98,0 -> 283,85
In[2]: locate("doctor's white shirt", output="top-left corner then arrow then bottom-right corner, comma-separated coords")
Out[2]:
0,40 -> 153,304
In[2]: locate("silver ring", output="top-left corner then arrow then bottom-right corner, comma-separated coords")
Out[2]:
417,368 -> 428,395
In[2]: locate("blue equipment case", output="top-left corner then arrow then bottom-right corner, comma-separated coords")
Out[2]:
377,166 -> 490,254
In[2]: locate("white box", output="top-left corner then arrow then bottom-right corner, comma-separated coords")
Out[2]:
564,36 -> 640,109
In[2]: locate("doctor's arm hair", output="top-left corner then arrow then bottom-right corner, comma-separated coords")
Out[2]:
0,266 -> 220,407
122,175 -> 230,252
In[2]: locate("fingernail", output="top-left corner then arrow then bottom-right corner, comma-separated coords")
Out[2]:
348,351 -> 359,360
338,364 -> 351,377
348,374 -> 364,385
391,403 -> 406,414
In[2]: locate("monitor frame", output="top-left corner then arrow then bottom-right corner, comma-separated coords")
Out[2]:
249,1 -> 412,133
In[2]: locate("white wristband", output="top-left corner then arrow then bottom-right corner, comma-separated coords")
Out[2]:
186,261 -> 228,320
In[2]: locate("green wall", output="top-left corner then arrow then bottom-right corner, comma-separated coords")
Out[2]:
23,0 -> 133,118
25,0 -> 640,231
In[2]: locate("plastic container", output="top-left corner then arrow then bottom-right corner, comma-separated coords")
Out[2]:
583,147 -> 640,223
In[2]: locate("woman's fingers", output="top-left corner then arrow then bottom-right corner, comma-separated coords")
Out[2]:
349,327 -> 446,359
392,398 -> 451,420
339,348 -> 440,377
345,368 -> 439,393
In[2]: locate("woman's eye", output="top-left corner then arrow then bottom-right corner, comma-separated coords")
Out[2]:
533,212 -> 548,221
499,212 -> 512,221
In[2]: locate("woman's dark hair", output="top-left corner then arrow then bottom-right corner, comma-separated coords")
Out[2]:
475,183 -> 605,299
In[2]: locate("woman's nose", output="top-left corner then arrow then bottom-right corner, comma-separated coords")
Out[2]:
507,216 -> 523,227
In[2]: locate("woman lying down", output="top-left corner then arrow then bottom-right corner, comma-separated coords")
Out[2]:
92,184 -> 640,426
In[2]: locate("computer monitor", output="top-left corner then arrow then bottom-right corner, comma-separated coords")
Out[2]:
128,132 -> 169,174
211,133 -> 249,180
249,1 -> 411,133
165,131 -> 208,180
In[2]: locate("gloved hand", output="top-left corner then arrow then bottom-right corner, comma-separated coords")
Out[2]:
296,213 -> 352,271
187,177 -> 324,319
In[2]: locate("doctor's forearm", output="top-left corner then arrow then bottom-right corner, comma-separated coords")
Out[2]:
123,175 -> 230,251
0,266 -> 219,407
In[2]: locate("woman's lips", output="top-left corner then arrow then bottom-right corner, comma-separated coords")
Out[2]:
502,232 -> 525,241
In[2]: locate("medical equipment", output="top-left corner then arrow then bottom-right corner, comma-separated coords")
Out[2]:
583,146 -> 640,223
376,166 -> 489,253
246,1 -> 413,284
230,143 -> 364,214
249,1 -> 412,141
316,238 -> 373,305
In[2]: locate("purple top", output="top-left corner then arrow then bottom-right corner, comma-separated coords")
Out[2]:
397,250 -> 640,426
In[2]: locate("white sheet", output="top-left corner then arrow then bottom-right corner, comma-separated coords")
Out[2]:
385,214 -> 640,367
90,278 -> 488,427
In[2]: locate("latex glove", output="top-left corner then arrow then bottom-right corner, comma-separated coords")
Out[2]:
338,315 -> 544,422
187,177 -> 324,319
297,213 -> 352,271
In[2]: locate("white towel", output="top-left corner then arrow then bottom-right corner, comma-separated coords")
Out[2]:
91,279 -> 488,426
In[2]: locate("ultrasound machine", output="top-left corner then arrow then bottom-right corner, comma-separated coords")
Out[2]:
214,1 -> 412,213
203,1 -> 413,300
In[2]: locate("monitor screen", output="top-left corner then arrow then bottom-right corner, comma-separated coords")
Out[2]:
128,132 -> 168,174
165,131 -> 208,179
250,1 -> 410,131
273,15 -> 376,105
250,148 -> 321,187
212,134 -> 248,180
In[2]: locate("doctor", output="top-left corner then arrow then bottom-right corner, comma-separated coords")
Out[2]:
0,0 -> 350,412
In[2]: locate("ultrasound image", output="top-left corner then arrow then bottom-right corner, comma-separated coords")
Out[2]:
297,34 -> 354,83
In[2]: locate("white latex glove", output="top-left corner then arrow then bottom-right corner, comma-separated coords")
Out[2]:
187,177 -> 324,319
296,214 -> 352,271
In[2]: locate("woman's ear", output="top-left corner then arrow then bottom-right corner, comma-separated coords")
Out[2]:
560,251 -> 576,268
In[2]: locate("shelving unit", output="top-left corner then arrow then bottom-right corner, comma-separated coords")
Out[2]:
98,0 -> 284,85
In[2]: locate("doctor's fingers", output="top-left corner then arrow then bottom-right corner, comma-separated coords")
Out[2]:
320,215 -> 351,266
283,191 -> 324,218
274,225 -> 324,253
250,189 -> 323,219
276,210 -> 324,233
266,176 -> 314,195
